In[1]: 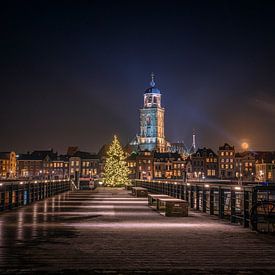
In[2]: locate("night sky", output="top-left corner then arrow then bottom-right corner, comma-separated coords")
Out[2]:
1,0 -> 275,154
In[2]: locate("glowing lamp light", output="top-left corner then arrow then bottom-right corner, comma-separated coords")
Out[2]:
186,183 -> 191,186
0,183 -> 3,186
204,184 -> 210,188
235,186 -> 242,190
20,181 -> 24,185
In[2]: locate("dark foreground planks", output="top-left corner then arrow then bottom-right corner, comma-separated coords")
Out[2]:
0,187 -> 274,274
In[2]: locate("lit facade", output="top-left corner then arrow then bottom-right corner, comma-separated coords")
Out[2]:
17,150 -> 69,179
191,148 -> 218,179
69,151 -> 99,179
134,74 -> 167,152
218,143 -> 235,179
153,152 -> 185,179
235,151 -> 256,181
255,152 -> 275,182
0,151 -> 16,179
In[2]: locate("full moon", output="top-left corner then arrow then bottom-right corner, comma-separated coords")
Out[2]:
241,142 -> 249,150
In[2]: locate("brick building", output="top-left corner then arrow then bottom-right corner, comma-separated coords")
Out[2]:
218,143 -> 235,179
191,148 -> 218,179
0,151 -> 17,179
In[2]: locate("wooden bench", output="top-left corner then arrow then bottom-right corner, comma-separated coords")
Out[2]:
131,187 -> 148,198
157,198 -> 188,217
148,194 -> 172,209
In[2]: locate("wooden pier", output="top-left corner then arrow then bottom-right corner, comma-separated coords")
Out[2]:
0,187 -> 274,274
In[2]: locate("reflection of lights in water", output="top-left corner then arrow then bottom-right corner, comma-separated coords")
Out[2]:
58,195 -> 61,209
65,222 -> 223,229
51,201 -> 146,204
43,200 -> 48,222
17,210 -> 24,240
43,205 -> 146,209
32,204 -> 38,237
43,200 -> 48,213
51,198 -> 55,212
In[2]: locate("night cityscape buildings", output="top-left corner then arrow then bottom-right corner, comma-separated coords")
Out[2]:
1,75 -> 274,184
0,1 -> 275,273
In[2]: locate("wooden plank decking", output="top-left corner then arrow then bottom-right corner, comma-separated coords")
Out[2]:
0,187 -> 274,274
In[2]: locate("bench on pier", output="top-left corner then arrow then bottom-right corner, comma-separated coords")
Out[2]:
157,197 -> 188,217
148,194 -> 172,209
131,187 -> 148,198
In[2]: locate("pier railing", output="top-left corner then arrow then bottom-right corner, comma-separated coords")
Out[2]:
133,179 -> 275,228
0,179 -> 71,211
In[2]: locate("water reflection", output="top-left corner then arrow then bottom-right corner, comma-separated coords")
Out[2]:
32,203 -> 38,238
17,210 -> 24,241
51,197 -> 55,212
0,190 -> 137,269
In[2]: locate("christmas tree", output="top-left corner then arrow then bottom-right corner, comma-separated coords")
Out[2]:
103,135 -> 130,187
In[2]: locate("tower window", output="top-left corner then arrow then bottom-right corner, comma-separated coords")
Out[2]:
146,116 -> 151,126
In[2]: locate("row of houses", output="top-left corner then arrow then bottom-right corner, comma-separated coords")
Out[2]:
1,143 -> 275,183
0,148 -> 101,180
127,143 -> 275,183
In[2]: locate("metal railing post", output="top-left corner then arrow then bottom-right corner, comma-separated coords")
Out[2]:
202,187 -> 207,212
210,187 -> 214,215
219,187 -> 224,219
231,189 -> 236,223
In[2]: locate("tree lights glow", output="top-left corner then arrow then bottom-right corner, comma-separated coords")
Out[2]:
103,135 -> 130,187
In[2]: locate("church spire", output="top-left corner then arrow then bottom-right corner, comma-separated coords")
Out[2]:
150,72 -> 155,87
192,129 -> 196,150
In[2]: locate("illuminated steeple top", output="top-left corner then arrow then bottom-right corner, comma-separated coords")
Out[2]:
144,72 -> 161,94
150,72 -> 156,87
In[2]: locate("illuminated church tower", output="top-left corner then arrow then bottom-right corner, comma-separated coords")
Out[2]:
137,73 -> 166,152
